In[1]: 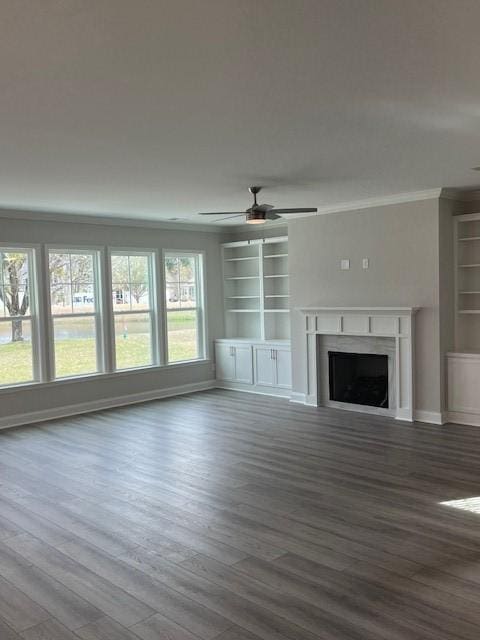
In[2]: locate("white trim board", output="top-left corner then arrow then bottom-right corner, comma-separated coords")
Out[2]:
0,380 -> 216,431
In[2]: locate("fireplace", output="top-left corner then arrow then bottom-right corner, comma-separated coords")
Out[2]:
297,307 -> 418,421
328,351 -> 389,408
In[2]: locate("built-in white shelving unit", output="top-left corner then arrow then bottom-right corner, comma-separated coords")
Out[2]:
454,213 -> 480,344
448,213 -> 480,424
221,236 -> 289,341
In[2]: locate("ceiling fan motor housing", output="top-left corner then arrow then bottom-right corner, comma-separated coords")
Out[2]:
246,210 -> 266,224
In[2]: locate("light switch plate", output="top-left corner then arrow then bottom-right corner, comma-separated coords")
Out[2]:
362,258 -> 369,269
340,259 -> 350,270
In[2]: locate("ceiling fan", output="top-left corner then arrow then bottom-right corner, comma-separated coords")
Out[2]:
198,186 -> 318,224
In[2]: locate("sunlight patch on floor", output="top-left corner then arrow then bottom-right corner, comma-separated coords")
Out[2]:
440,497 -> 480,514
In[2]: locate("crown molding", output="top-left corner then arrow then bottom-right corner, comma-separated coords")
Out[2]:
0,206 -> 223,233
282,188 -> 443,220
441,188 -> 480,202
0,187 -> 444,231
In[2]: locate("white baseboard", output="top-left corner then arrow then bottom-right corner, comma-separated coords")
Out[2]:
0,380 -> 216,431
289,392 -> 307,404
414,410 -> 445,425
447,411 -> 480,427
215,381 -> 291,399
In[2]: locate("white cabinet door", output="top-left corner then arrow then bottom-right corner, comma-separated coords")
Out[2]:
234,345 -> 253,384
215,344 -> 235,381
448,355 -> 480,413
275,348 -> 292,389
254,347 -> 275,387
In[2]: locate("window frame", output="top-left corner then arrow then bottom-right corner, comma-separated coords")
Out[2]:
109,248 -> 159,371
0,244 -> 41,388
162,249 -> 207,364
47,245 -> 105,380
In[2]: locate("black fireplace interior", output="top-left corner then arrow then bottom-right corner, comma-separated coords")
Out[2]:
328,351 -> 388,408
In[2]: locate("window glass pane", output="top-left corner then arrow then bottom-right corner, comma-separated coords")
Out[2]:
129,255 -> 149,284
1,251 -> 30,287
114,313 -> 152,370
50,251 -> 96,317
70,253 -> 94,284
167,310 -> 198,362
49,253 -> 71,285
0,252 -> 31,320
0,320 -> 33,385
112,284 -> 131,310
53,316 -> 97,378
165,257 -> 180,309
111,255 -> 129,284
72,283 -> 95,313
51,285 -> 73,315
1,286 -> 30,317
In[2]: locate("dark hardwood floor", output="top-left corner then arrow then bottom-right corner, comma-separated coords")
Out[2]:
1,390 -> 480,638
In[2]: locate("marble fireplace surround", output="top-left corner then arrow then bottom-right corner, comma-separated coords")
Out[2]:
297,307 -> 418,422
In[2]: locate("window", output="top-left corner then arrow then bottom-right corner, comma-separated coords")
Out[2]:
111,252 -> 156,370
164,252 -> 204,362
0,248 -> 37,386
49,250 -> 102,378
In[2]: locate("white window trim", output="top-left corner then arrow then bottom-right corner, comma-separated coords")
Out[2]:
0,244 -> 40,388
0,243 -> 210,392
47,245 -> 105,380
109,248 -> 159,371
162,249 -> 207,364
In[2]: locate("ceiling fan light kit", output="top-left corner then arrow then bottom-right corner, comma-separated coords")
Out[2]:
198,186 -> 317,225
246,211 -> 267,224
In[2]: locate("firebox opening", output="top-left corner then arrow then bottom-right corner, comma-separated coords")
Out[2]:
328,351 -> 388,408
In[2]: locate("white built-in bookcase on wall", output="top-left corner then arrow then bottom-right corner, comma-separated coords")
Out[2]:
222,236 -> 289,341
454,213 -> 480,351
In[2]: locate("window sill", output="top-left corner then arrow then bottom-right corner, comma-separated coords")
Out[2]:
0,358 -> 212,395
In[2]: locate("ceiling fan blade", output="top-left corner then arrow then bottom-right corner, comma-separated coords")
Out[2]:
207,214 -> 245,223
271,207 -> 318,214
198,211 -> 246,215
265,212 -> 282,220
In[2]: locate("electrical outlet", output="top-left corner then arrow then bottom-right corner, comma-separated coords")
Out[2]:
362,258 -> 369,269
340,259 -> 350,270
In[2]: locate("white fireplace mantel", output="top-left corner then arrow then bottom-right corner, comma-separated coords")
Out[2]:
297,306 -> 419,421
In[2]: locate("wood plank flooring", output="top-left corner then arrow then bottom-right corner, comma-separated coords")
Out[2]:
0,390 -> 480,639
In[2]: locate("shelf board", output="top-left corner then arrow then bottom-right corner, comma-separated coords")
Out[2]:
458,310 -> 480,314
265,294 -> 290,298
459,236 -> 480,242
264,274 -> 289,278
224,257 -> 259,262
227,309 -> 260,313
460,291 -> 480,294
225,276 -> 259,280
227,295 -> 260,299
264,309 -> 290,313
458,264 -> 480,268
263,253 -> 288,259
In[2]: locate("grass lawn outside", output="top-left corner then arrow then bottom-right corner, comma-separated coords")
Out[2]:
0,311 -> 199,385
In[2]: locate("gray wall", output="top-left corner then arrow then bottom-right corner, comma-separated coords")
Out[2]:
0,214 -> 224,422
288,199 -> 443,415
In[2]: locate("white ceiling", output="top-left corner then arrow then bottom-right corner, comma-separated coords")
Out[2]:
2,0 -> 480,225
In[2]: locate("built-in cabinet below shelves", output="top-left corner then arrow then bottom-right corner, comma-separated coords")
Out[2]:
215,340 -> 291,397
448,213 -> 480,424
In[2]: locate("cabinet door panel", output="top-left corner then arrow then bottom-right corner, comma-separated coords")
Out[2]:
215,344 -> 235,381
234,345 -> 253,384
275,348 -> 292,389
254,347 -> 275,387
